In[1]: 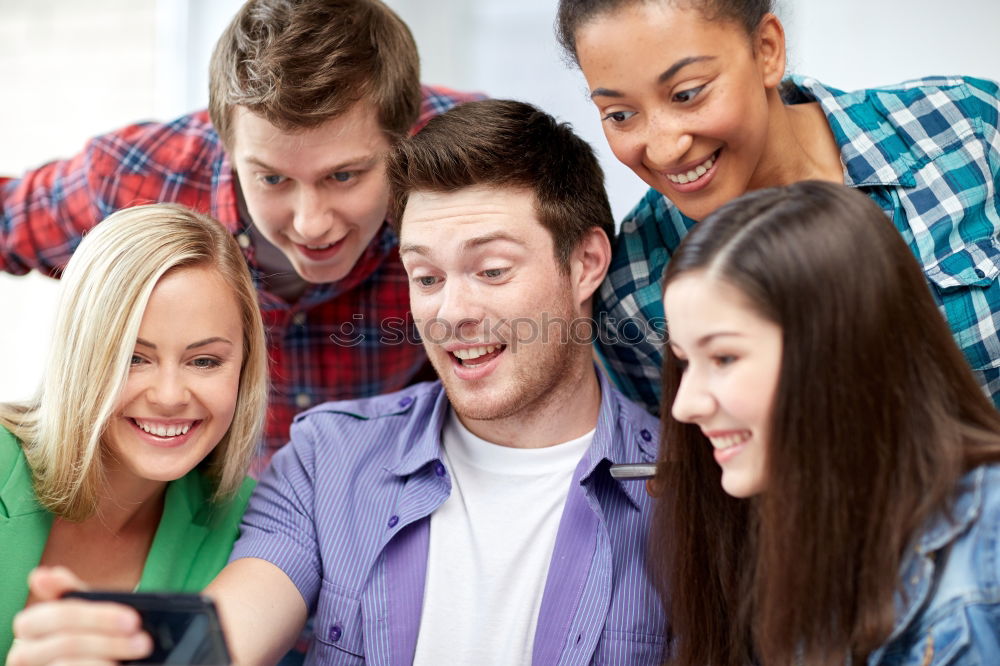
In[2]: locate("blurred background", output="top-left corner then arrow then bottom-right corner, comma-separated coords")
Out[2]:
2,0 -> 999,401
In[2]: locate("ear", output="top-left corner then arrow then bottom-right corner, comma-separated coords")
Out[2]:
754,13 -> 786,89
570,226 -> 612,311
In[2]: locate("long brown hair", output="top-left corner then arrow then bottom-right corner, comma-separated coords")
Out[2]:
653,181 -> 1000,665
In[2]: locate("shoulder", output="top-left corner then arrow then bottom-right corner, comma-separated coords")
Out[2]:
293,380 -> 440,425
0,424 -> 25,473
287,381 -> 443,460
807,75 -> 998,142
87,110 -> 224,176
415,84 -> 488,130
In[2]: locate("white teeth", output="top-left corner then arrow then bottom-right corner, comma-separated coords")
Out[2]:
708,432 -> 750,450
452,344 -> 500,361
134,419 -> 193,437
306,243 -> 332,250
666,153 -> 716,184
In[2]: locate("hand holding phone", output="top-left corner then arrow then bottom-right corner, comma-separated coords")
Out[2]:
64,591 -> 232,665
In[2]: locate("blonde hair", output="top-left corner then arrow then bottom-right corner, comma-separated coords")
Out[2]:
0,204 -> 268,521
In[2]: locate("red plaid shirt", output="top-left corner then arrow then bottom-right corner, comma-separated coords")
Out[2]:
0,85 -> 482,473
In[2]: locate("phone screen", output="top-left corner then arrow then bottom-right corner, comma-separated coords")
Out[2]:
64,591 -> 231,665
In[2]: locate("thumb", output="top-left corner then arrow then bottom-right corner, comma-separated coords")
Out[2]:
27,565 -> 88,602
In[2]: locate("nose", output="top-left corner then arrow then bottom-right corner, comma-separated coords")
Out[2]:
643,110 -> 694,169
292,186 -> 334,243
146,366 -> 191,410
433,278 -> 486,343
670,366 -> 714,425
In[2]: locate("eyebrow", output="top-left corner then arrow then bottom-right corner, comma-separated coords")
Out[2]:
400,231 -> 525,257
590,56 -> 717,99
695,331 -> 743,346
244,154 -> 376,174
136,337 -> 234,351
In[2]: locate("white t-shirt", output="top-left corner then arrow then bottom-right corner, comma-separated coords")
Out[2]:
411,411 -> 594,666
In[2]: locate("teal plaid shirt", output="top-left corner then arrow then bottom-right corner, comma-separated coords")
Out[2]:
595,75 -> 1000,414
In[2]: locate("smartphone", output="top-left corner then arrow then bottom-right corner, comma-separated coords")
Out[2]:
608,463 -> 657,480
64,591 -> 231,665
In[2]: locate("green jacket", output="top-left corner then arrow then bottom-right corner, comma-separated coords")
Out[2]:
0,426 -> 254,656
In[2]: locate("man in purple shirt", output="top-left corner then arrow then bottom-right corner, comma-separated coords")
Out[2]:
14,100 -> 666,665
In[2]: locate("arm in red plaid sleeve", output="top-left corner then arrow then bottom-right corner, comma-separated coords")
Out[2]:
0,113 -> 220,277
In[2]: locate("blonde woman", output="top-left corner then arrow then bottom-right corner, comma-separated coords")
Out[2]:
0,203 -> 268,658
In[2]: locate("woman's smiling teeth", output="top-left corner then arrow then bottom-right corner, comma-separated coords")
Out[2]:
133,419 -> 194,437
666,152 -> 717,184
306,242 -> 333,250
709,431 -> 750,450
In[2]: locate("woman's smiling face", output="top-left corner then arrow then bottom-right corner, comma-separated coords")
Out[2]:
575,1 -> 784,221
105,265 -> 244,490
665,271 -> 782,498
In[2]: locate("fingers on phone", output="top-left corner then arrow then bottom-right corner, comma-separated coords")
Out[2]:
13,599 -> 144,639
6,631 -> 152,666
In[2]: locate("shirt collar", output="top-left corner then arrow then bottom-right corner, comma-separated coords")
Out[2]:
386,370 -> 658,510
786,75 -> 918,188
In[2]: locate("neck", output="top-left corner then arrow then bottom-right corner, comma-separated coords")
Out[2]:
748,88 -> 844,190
456,354 -> 602,449
90,465 -> 169,536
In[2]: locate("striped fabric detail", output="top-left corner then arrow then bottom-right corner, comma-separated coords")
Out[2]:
231,372 -> 667,664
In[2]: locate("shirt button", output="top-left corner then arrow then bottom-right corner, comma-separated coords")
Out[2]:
328,624 -> 342,642
434,462 -> 446,477
975,268 -> 986,279
398,396 -> 413,409
388,515 -> 399,528
295,393 -> 312,409
292,312 -> 306,326
236,233 -> 251,249
640,429 -> 653,442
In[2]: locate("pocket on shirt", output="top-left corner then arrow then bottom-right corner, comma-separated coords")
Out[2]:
591,628 -> 666,665
309,582 -> 365,664
922,240 -> 1000,372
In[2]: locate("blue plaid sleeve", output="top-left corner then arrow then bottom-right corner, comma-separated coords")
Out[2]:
594,188 -> 697,415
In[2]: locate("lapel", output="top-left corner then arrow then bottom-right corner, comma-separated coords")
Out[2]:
0,431 -> 53,652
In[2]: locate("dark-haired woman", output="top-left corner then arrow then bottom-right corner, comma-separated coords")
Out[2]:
659,180 -> 1000,665
556,0 -> 1000,415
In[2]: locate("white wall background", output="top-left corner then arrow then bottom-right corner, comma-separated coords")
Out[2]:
1,0 -> 998,402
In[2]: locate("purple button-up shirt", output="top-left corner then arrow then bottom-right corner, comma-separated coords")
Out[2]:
230,370 -> 666,665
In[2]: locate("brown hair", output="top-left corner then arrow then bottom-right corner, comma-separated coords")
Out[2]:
385,99 -> 615,269
209,0 -> 421,148
556,0 -> 774,63
653,181 -> 1000,665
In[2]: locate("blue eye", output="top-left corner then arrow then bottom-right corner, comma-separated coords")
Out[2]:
262,174 -> 285,186
332,172 -> 354,182
130,354 -> 146,366
415,276 -> 438,287
192,357 -> 222,369
480,268 -> 507,279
